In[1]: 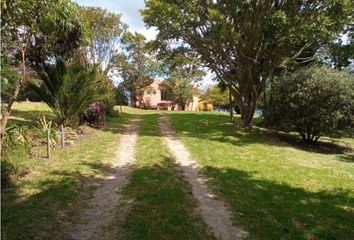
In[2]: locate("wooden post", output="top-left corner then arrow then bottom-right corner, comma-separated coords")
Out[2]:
47,130 -> 51,159
60,124 -> 64,149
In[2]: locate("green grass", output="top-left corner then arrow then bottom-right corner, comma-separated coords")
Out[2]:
3,104 -> 354,239
114,113 -> 214,240
167,111 -> 354,240
1,102 -> 132,239
9,101 -> 55,126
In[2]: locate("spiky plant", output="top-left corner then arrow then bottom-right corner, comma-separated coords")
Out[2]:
29,60 -> 112,126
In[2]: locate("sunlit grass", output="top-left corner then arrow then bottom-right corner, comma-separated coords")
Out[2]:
114,113 -> 214,239
168,112 -> 354,240
2,102 -> 132,239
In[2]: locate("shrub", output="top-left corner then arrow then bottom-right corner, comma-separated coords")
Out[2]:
29,61 -> 112,126
2,123 -> 30,187
263,66 -> 354,143
37,115 -> 58,147
83,101 -> 106,127
4,123 -> 27,147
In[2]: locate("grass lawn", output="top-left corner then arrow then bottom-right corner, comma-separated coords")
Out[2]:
2,104 -> 353,239
110,113 -> 214,239
1,102 -> 132,239
167,111 -> 354,240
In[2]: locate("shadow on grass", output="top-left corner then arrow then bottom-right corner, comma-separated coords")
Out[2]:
1,168 -> 106,239
162,112 -> 353,155
2,109 -> 352,239
337,154 -> 354,163
202,166 -> 354,240
10,109 -> 55,125
117,156 -> 215,240
1,112 -> 131,239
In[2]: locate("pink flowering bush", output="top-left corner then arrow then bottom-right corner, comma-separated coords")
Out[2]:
83,101 -> 105,127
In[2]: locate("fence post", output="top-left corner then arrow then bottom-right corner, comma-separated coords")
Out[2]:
60,124 -> 64,149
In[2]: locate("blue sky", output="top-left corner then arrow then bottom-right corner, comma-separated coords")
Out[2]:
74,0 -> 157,40
74,0 -> 214,88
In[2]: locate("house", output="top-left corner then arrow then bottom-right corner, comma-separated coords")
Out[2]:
133,79 -> 199,111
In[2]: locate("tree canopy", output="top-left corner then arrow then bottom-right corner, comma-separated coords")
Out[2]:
118,32 -> 161,108
162,54 -> 205,110
1,0 -> 84,145
77,6 -> 127,77
142,0 -> 353,126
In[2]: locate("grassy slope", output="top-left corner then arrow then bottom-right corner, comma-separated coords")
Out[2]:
2,102 -> 131,239
115,113 -> 214,240
168,111 -> 354,240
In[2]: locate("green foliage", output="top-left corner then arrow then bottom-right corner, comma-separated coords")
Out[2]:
202,84 -> 229,108
4,123 -> 28,147
263,66 -> 354,143
2,123 -> 29,187
163,55 -> 205,110
0,56 -> 19,105
114,85 -> 129,106
118,32 -> 160,107
1,103 -> 132,238
321,26 -> 354,71
77,6 -> 127,75
29,61 -> 112,126
37,115 -> 58,147
142,0 -> 353,126
1,0 -> 83,66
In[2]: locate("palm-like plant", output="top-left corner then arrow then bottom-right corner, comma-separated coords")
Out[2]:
29,60 -> 111,126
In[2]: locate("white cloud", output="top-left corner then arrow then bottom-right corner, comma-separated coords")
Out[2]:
74,0 -> 157,40
73,1 -> 213,88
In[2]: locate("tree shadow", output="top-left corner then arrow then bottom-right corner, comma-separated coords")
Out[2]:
200,166 -> 354,240
10,109 -> 55,125
163,112 -> 353,155
106,155 -> 216,240
337,154 -> 354,163
1,163 -> 110,239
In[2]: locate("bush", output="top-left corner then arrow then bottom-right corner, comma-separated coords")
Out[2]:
29,61 -> 113,126
2,124 -> 30,187
83,101 -> 106,127
263,66 -> 354,143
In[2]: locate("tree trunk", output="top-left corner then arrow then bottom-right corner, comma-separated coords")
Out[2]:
237,88 -> 258,128
1,46 -> 27,148
229,88 -> 234,122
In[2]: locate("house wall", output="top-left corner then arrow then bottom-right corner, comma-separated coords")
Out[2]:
141,80 -> 163,108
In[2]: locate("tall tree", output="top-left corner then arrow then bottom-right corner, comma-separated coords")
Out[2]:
1,0 -> 83,145
142,0 -> 353,127
163,55 -> 205,110
76,6 -> 127,77
118,32 -> 160,108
